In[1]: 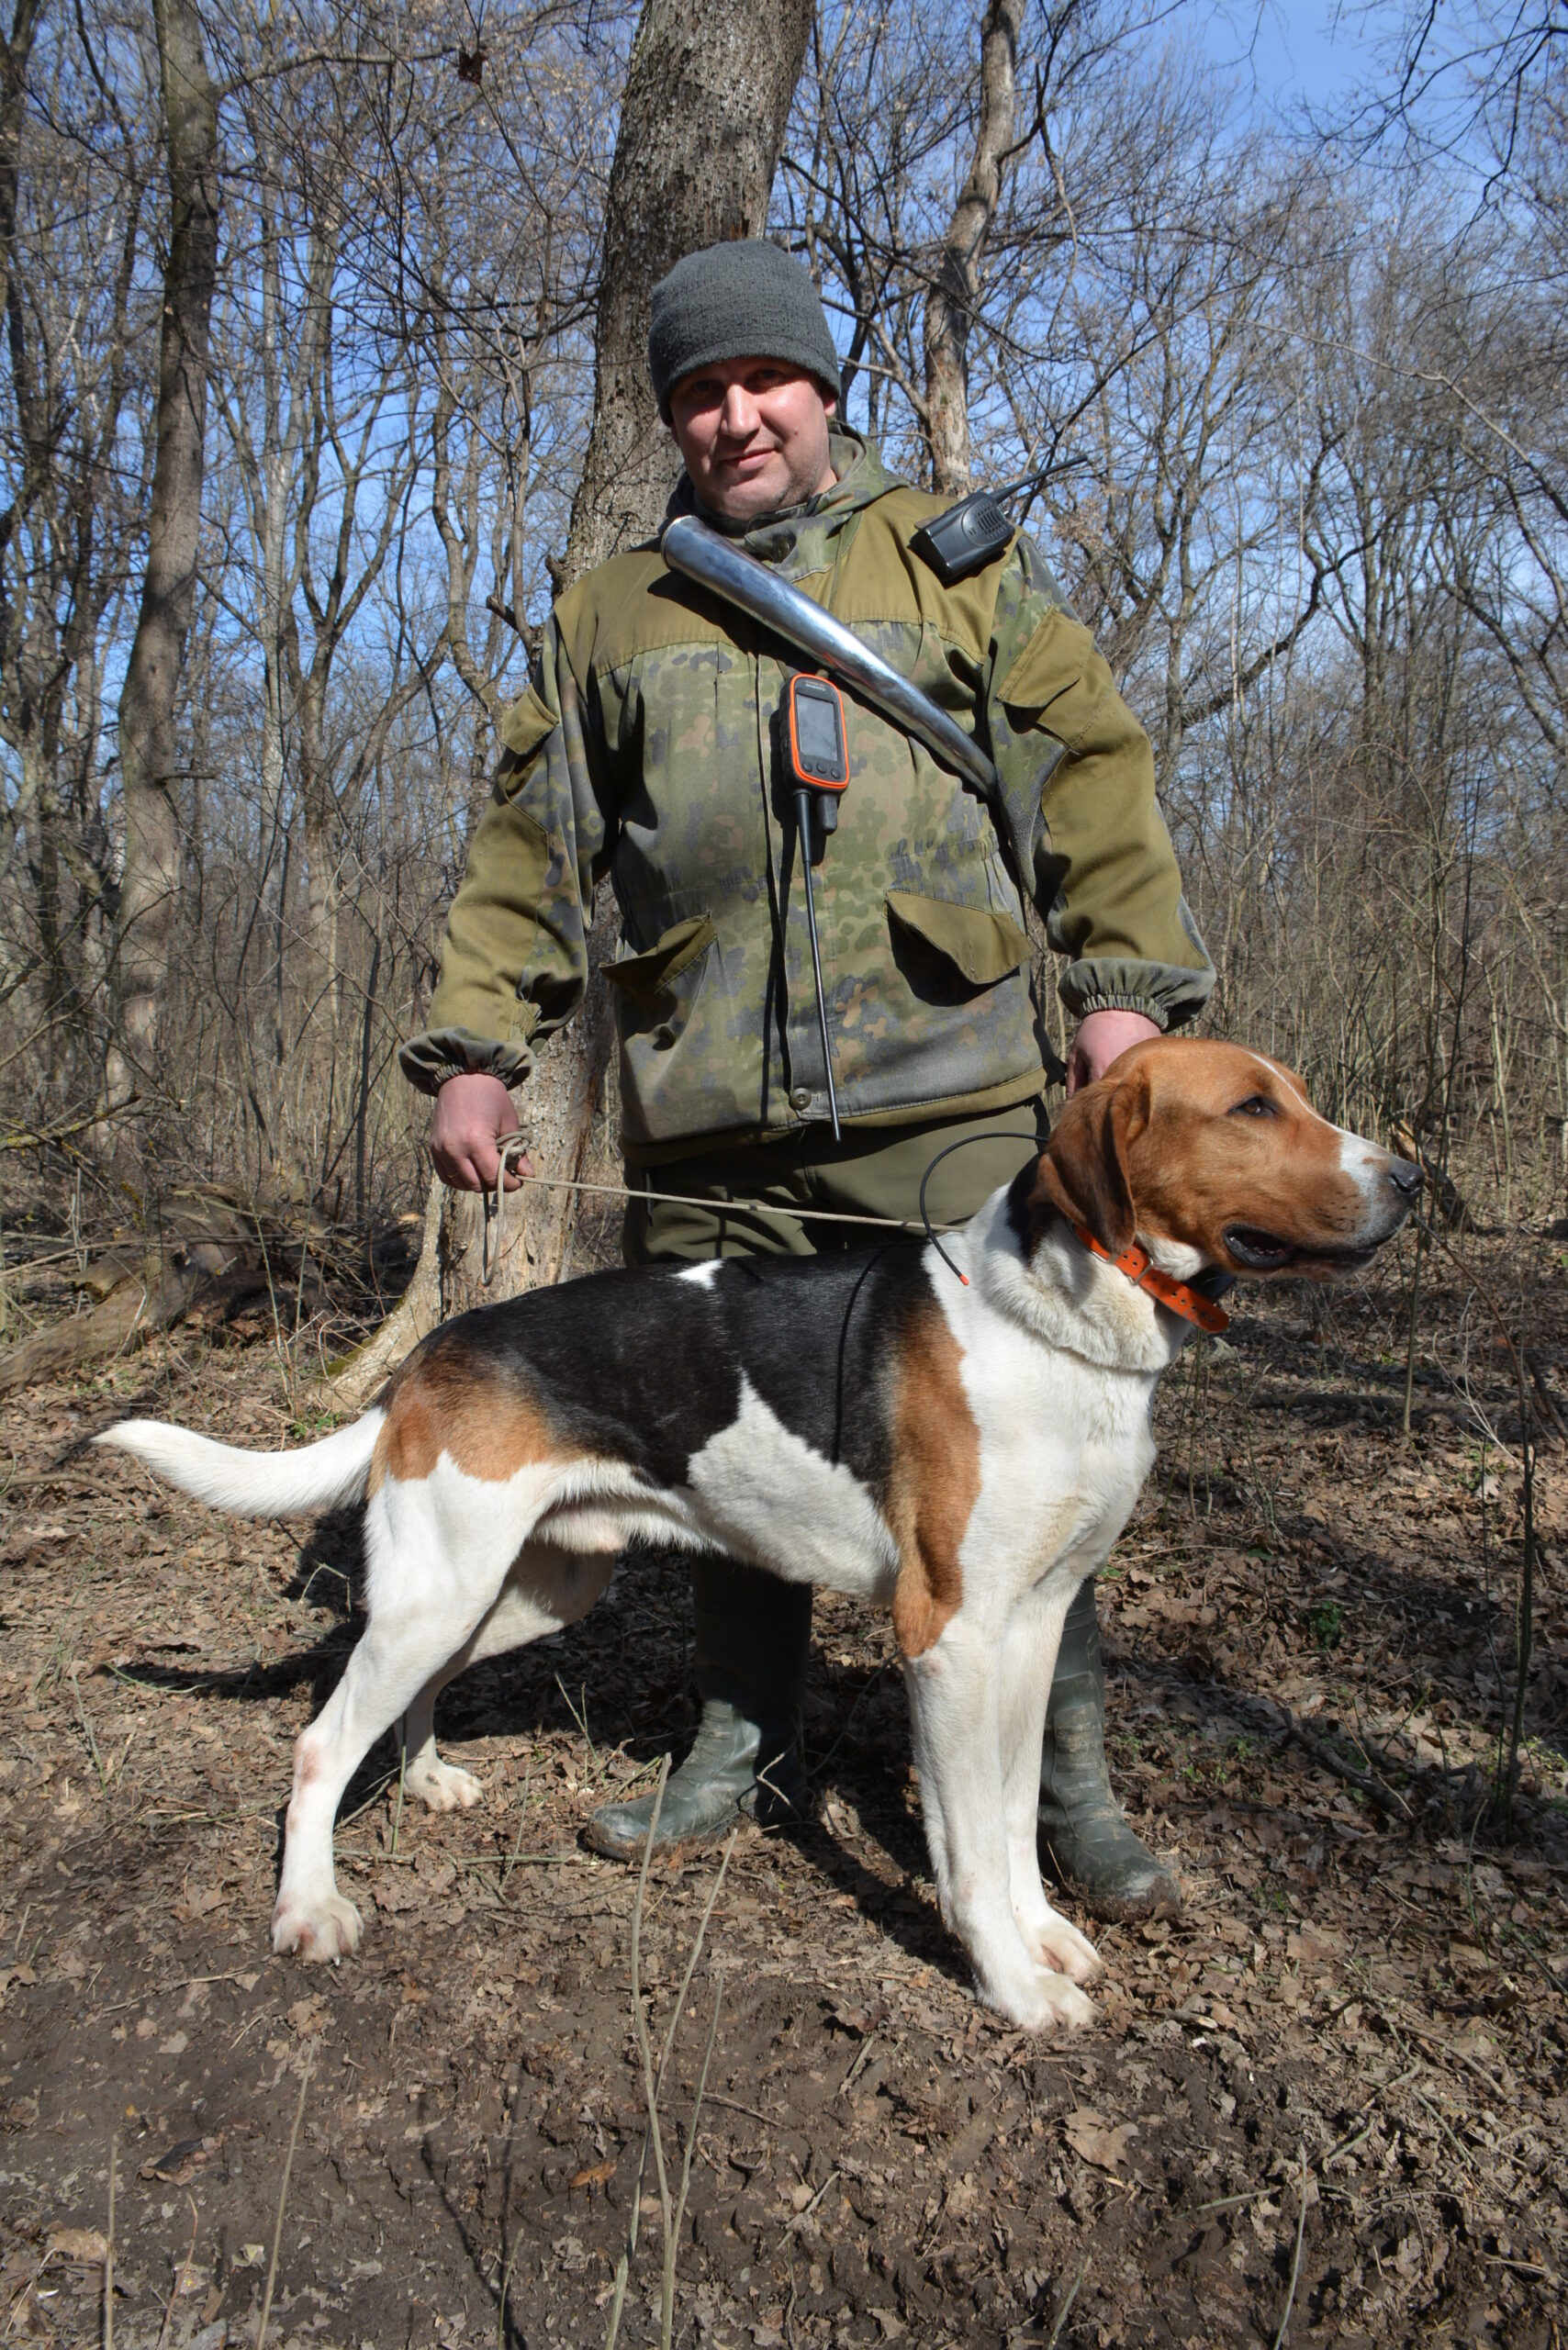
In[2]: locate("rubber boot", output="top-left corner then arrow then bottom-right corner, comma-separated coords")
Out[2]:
585,1557 -> 812,1861
1038,1580 -> 1182,1921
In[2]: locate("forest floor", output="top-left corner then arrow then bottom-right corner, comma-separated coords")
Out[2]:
0,1210 -> 1565,2350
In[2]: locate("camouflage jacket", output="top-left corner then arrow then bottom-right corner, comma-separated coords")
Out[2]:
401,431 -> 1214,1163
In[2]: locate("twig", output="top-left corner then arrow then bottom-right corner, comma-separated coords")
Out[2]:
655,1829 -> 738,2100
255,2045 -> 314,2350
1408,2083 -> 1483,2178
783,2168 -> 840,2236
69,1667 -> 108,1798
609,1759 -> 670,2350
496,2230 -> 523,2350
0,1098 -> 139,1153
154,2195 -> 200,2350
102,2137 -> 116,2350
498,1773 -> 531,1901
554,1674 -> 599,1769
702,2093 -> 778,2129
1283,1709 -> 1412,1820
1269,2143 -> 1309,2349
1045,2261 -> 1088,2349
835,2031 -> 879,2099
390,1723 -> 407,1859
1375,2002 -> 1509,2103
663,1970 -> 726,2346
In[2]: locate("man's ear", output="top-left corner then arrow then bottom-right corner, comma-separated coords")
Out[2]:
1030,1067 -> 1148,1256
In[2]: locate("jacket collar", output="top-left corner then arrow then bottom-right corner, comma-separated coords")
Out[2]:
663,429 -> 901,583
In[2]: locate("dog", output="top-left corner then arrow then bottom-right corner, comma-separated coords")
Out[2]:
97,1039 -> 1417,2031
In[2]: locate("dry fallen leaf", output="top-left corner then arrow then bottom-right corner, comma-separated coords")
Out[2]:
1064,2109 -> 1138,2172
569,2155 -> 616,2189
47,2227 -> 108,2265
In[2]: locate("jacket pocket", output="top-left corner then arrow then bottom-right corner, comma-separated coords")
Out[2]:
495,685 -> 558,799
602,912 -> 717,998
995,606 -> 1112,749
886,891 -> 1031,989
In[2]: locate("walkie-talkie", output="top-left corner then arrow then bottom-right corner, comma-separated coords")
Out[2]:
783,673 -> 850,1140
910,456 -> 1088,585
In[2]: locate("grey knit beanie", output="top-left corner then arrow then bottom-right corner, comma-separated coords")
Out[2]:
648,240 -> 840,421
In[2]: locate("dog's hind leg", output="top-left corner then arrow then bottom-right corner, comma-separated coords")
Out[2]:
999,1576 -> 1101,1990
399,1550 -> 616,1814
273,1472 -> 555,1961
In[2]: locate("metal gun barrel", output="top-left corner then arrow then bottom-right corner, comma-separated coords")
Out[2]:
662,516 -> 997,798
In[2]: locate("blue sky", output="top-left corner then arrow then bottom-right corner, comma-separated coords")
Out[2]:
1197,0 -> 1383,119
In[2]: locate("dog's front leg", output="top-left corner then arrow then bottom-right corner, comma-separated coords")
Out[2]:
904,1621 -> 1095,2032
999,1576 -> 1101,1991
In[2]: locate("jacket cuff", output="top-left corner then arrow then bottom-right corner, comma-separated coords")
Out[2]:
1058,955 -> 1216,1035
398,1026 -> 535,1098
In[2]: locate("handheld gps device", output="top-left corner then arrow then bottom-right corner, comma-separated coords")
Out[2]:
785,673 -> 850,796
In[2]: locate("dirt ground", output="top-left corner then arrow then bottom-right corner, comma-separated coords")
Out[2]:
1,1221 -> 1565,2349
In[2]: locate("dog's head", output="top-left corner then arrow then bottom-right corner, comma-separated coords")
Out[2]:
1028,1037 -> 1419,1281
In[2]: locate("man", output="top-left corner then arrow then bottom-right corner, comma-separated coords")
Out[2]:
400,239 -> 1214,1921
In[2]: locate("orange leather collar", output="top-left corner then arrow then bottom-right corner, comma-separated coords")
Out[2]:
1070,1224 -> 1230,1335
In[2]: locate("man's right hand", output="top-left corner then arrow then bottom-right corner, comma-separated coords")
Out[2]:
430,1072 -> 533,1192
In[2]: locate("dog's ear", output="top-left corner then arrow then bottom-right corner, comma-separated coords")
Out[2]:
1031,1066 -> 1148,1256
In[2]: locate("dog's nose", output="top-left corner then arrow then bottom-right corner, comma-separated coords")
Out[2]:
1387,1159 -> 1423,1199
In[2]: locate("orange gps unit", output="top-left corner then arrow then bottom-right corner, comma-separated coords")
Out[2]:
785,673 -> 850,792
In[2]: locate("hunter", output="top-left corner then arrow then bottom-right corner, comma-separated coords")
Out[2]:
400,239 -> 1214,1921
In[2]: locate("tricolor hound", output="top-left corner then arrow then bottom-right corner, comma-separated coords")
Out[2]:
98,1040 -> 1417,2031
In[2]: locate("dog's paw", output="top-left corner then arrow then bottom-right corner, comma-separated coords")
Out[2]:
996,1967 -> 1098,2033
1021,1911 -> 1102,1986
272,1890 -> 363,1962
406,1758 -> 484,1814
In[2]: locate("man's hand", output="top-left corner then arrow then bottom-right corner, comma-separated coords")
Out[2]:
1065,1009 -> 1162,1095
430,1072 -> 533,1192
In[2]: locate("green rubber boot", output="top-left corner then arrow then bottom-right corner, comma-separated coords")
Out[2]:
1038,1580 -> 1182,1922
585,1558 -> 812,1861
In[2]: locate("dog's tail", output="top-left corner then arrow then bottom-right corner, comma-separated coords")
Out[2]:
95,1408 -> 384,1519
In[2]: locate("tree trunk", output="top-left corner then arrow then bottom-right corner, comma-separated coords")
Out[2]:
923,0 -> 1025,496
111,0 -> 219,1072
564,0 -> 814,580
327,0 -> 812,1407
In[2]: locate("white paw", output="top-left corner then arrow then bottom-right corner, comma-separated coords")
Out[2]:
1021,1910 -> 1102,1986
272,1890 -> 364,1961
990,1966 -> 1098,2033
406,1759 -> 484,1814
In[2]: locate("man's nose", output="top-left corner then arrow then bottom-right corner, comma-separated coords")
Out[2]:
719,385 -> 759,437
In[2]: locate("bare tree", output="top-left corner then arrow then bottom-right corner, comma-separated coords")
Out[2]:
564,0 -> 814,578
924,0 -> 1026,494
111,0 -> 218,1080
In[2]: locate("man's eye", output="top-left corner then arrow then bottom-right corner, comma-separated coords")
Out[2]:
1229,1096 -> 1276,1118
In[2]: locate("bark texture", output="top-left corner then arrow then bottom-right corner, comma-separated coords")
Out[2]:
924,0 -> 1025,496
563,0 -> 815,581
112,0 -> 218,1067
329,0 -> 813,1406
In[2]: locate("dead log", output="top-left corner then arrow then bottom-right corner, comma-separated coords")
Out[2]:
0,1258 -> 207,1399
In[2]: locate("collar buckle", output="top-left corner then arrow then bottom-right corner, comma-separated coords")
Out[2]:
1070,1223 -> 1230,1336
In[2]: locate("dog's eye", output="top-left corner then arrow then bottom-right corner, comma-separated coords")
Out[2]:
1229,1095 -> 1276,1118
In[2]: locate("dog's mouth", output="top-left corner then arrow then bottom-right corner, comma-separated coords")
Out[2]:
1222,1223 -> 1377,1276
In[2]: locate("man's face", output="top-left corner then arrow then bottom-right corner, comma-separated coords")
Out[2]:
668,356 -> 837,521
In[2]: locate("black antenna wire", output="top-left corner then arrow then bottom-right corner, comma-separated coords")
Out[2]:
918,1129 -> 1045,1286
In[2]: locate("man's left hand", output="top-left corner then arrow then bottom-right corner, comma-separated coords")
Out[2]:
1065,1009 -> 1162,1095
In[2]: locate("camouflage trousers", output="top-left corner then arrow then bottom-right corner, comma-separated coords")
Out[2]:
621,1099 -> 1047,1269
